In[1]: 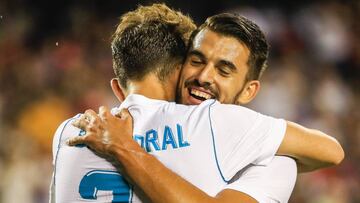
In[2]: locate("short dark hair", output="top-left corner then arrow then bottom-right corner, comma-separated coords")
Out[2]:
111,4 -> 196,89
191,13 -> 269,81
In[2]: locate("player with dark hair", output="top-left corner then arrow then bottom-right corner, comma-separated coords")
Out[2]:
178,13 -> 270,106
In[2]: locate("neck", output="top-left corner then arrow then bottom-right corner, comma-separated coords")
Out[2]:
126,74 -> 176,101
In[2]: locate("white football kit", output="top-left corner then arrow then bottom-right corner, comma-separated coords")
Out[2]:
226,156 -> 297,202
52,94 -> 296,203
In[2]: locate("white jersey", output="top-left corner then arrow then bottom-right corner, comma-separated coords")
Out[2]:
226,156 -> 297,203
52,94 -> 287,203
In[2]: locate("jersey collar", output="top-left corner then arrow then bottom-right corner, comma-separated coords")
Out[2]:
119,94 -> 169,109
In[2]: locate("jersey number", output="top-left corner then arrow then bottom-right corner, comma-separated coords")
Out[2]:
79,170 -> 131,202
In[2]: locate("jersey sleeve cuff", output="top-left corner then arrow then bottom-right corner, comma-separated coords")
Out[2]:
256,118 -> 287,166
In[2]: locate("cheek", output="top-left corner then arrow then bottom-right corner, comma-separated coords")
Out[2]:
182,64 -> 198,80
216,80 -> 239,102
179,67 -> 194,90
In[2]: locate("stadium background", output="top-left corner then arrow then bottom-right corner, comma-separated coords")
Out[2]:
0,0 -> 359,202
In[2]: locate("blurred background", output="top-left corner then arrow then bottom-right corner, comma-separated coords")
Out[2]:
0,0 -> 359,202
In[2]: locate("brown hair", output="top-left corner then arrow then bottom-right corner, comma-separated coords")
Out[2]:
111,4 -> 196,88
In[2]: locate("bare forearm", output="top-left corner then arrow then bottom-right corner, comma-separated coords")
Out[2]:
112,142 -> 215,203
296,160 -> 332,173
68,107 -> 257,203
277,121 -> 345,172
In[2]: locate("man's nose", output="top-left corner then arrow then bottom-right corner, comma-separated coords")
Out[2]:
197,64 -> 215,86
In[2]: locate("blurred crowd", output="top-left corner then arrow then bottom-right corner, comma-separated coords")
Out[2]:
0,1 -> 359,202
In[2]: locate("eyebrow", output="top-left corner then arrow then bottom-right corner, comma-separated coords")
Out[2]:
188,49 -> 238,73
218,60 -> 238,72
188,50 -> 206,61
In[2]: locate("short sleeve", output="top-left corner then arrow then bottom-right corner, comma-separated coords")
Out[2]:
209,102 -> 287,180
52,114 -> 81,165
224,156 -> 297,203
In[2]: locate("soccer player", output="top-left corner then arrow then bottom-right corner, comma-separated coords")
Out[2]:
53,4 -> 344,203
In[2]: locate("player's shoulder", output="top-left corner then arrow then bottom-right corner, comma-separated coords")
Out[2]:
166,99 -> 259,122
174,99 -> 216,111
146,99 -> 212,116
209,100 -> 259,114
53,114 -> 82,146
206,100 -> 264,127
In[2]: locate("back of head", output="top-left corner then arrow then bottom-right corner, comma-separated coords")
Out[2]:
111,4 -> 196,89
193,13 -> 269,81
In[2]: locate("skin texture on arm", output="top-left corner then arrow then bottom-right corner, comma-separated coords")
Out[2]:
68,106 -> 344,202
68,106 -> 257,203
278,121 -> 345,172
112,140 -> 257,203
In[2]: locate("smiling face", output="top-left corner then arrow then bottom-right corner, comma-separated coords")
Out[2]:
177,28 -> 257,105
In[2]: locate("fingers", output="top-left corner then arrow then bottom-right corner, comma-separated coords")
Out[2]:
84,109 -> 99,124
118,108 -> 131,120
72,109 -> 99,130
119,109 -> 133,130
67,135 -> 87,146
72,114 -> 90,130
99,106 -> 111,120
119,108 -> 129,119
114,108 -> 123,118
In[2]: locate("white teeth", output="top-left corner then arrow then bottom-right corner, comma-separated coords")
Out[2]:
190,89 -> 212,100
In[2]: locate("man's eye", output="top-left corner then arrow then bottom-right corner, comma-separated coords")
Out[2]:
191,60 -> 202,65
218,68 -> 231,77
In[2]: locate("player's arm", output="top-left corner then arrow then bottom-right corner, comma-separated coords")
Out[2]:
209,103 -> 344,173
126,154 -> 297,203
66,106 -> 341,202
116,146 -> 259,203
278,121 -> 344,172
67,106 -> 261,203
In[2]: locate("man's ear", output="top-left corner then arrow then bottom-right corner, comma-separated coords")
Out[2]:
110,78 -> 126,102
236,80 -> 260,105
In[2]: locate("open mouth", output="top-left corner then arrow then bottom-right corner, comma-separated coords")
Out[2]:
188,88 -> 214,101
